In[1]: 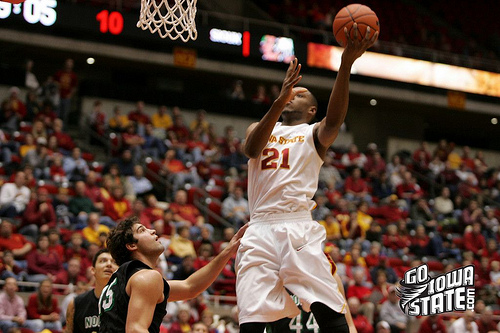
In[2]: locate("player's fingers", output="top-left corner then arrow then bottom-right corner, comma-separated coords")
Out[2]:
352,22 -> 358,40
235,223 -> 249,238
365,26 -> 371,40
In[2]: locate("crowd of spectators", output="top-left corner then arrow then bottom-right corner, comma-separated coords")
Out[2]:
255,0 -> 499,69
2,75 -> 500,333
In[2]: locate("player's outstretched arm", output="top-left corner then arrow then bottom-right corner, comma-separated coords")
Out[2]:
126,270 -> 165,333
169,224 -> 248,301
64,299 -> 75,333
334,273 -> 358,333
316,24 -> 379,150
244,58 -> 306,159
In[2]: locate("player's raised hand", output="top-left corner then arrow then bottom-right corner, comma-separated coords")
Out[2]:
277,58 -> 307,105
224,223 -> 249,255
342,23 -> 378,65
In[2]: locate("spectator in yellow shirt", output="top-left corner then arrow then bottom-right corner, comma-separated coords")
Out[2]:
151,105 -> 173,130
108,106 -> 130,132
319,213 -> 341,242
82,212 -> 110,247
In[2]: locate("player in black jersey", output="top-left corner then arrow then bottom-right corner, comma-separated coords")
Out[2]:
65,248 -> 118,333
99,217 -> 247,333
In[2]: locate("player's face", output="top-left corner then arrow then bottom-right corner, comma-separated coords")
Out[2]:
132,223 -> 165,256
282,87 -> 315,123
93,252 -> 118,283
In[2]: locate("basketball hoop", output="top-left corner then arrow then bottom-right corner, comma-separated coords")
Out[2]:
137,0 -> 198,42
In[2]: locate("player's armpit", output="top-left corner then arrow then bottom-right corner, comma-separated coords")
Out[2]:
126,270 -> 164,333
64,298 -> 75,333
315,120 -> 340,152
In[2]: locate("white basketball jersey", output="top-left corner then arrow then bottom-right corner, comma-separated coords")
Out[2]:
247,122 -> 323,220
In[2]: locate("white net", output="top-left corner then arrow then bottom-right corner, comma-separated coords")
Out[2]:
137,0 -> 198,42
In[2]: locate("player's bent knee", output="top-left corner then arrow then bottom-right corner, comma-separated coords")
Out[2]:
310,302 -> 348,332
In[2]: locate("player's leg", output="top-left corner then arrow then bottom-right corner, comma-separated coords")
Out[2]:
240,322 -> 267,333
241,317 -> 290,333
281,221 -> 348,330
236,222 -> 300,327
267,317 -> 292,333
310,302 -> 349,333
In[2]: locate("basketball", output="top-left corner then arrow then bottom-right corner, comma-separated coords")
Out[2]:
333,4 -> 380,47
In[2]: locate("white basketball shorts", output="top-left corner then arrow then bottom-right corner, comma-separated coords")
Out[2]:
235,211 -> 347,324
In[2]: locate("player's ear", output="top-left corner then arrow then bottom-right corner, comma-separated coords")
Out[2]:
308,106 -> 317,119
126,242 -> 138,251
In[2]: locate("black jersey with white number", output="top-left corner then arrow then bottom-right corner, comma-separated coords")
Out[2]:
98,260 -> 170,333
74,289 -> 100,333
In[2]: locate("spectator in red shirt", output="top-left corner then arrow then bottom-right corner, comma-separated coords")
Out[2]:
368,194 -> 408,226
6,86 -> 27,120
35,102 -> 58,129
128,100 -> 151,128
364,151 -> 386,179
47,228 -> 65,262
348,297 -> 374,333
26,234 -> 64,283
484,238 -> 500,262
418,315 -> 447,333
50,118 -> 76,153
409,225 -> 430,257
461,146 -> 476,171
170,189 -> 210,237
122,123 -> 145,163
84,170 -> 105,210
463,222 -> 487,257
396,171 -> 424,207
412,141 -> 432,165
124,199 -> 152,228
168,115 -> 191,144
26,278 -> 62,332
64,232 -> 88,262
461,200 -> 483,228
54,257 -> 87,294
365,241 -> 382,268
143,194 -> 167,224
103,185 -> 132,222
54,58 -> 78,127
382,224 -> 410,257
344,167 -> 372,204
346,270 -> 375,325
20,187 -> 57,240
193,243 -> 214,270
0,220 -> 33,260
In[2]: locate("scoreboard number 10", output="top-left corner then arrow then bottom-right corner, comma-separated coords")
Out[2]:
96,10 -> 123,35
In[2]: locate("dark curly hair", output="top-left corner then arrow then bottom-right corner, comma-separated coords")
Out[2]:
106,217 -> 139,266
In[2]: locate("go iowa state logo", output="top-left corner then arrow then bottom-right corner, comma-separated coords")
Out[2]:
397,264 -> 475,316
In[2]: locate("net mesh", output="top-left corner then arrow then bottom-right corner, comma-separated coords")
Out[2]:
137,0 -> 198,42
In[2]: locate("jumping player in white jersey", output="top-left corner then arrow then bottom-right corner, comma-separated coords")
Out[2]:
236,24 -> 378,333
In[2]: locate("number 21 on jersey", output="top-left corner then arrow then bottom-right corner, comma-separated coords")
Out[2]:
262,148 -> 290,170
